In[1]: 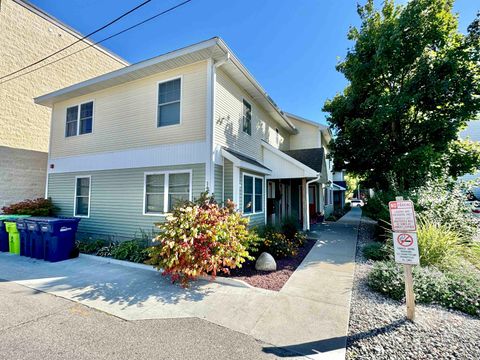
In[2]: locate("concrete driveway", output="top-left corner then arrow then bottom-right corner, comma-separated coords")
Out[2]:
0,208 -> 361,359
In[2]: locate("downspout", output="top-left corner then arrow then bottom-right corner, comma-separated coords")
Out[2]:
207,53 -> 230,194
305,174 -> 321,231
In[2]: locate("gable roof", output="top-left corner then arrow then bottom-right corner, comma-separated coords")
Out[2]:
282,148 -> 325,173
13,0 -> 128,66
34,37 -> 296,133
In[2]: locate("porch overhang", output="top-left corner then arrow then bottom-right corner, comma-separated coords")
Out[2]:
331,183 -> 347,191
221,148 -> 272,175
261,141 -> 319,179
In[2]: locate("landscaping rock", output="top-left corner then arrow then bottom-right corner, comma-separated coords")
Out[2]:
255,252 -> 277,271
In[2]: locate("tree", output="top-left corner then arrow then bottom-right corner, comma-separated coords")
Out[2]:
324,0 -> 480,192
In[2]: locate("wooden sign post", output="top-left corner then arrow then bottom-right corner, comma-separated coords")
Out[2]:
388,196 -> 419,321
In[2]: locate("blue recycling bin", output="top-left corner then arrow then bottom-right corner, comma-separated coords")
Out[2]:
39,218 -> 81,262
16,218 -> 31,256
25,217 -> 50,260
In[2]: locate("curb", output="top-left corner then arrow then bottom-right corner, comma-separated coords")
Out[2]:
79,254 -> 253,289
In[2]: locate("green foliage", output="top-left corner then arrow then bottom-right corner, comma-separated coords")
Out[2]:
367,261 -> 480,316
147,196 -> 258,286
324,0 -> 480,192
2,198 -> 57,216
345,174 -> 361,200
362,192 -> 392,224
77,239 -> 107,255
362,242 -> 391,261
256,223 -> 306,258
96,242 -> 118,258
416,218 -> 465,268
111,239 -> 149,263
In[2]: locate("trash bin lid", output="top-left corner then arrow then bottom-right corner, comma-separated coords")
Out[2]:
0,215 -> 31,221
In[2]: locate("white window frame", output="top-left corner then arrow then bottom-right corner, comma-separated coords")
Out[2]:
73,175 -> 91,218
143,169 -> 192,216
242,98 -> 252,136
65,100 -> 94,137
156,76 -> 183,128
242,172 -> 264,215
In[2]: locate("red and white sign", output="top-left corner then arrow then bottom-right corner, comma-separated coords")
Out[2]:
388,200 -> 417,232
393,232 -> 419,265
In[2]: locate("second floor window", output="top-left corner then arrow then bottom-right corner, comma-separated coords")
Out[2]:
242,99 -> 252,135
158,78 -> 181,127
66,102 -> 93,137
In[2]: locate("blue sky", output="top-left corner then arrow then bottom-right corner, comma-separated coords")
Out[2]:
31,0 -> 478,125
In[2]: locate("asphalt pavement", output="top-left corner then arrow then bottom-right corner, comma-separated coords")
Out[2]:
0,280 -> 298,360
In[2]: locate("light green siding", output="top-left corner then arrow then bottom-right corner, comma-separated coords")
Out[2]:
240,170 -> 265,228
223,159 -> 233,203
214,164 -> 223,203
48,163 -> 205,239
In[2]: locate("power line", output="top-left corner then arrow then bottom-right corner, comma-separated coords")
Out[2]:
0,0 -> 152,81
0,0 -> 193,86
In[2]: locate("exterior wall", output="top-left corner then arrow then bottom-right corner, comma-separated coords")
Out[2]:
288,118 -> 320,150
0,0 -> 125,206
49,61 -> 207,158
0,146 -> 48,207
214,69 -> 290,161
223,159 -> 233,202
214,164 -> 223,202
47,163 -> 205,238
0,0 -> 125,153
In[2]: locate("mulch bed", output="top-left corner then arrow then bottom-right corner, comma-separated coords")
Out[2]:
222,239 -> 317,291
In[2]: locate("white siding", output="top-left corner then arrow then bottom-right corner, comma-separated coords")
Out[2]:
289,119 -> 321,150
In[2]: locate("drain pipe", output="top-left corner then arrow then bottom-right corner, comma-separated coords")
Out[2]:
305,174 -> 321,231
207,53 -> 230,193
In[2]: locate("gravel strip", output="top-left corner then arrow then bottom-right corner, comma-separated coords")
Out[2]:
347,217 -> 480,360
222,239 -> 316,291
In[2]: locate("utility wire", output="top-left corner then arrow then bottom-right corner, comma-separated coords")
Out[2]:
0,0 -> 193,86
0,0 -> 152,81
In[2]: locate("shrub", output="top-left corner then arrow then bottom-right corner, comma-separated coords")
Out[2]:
97,242 -> 118,257
77,239 -> 107,255
147,197 -> 258,286
416,218 -> 464,268
361,192 -> 392,224
2,198 -> 57,216
256,223 -> 306,258
111,239 -> 149,263
367,261 -> 480,317
362,242 -> 391,261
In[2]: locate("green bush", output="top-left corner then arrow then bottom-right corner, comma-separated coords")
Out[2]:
77,239 -> 107,255
2,198 -> 57,216
367,261 -> 480,317
362,242 -> 391,261
361,192 -> 392,224
416,218 -> 464,268
256,223 -> 306,258
147,197 -> 258,286
111,240 -> 149,263
97,242 -> 118,257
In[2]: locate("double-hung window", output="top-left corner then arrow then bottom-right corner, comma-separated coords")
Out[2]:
242,99 -> 252,135
66,101 -> 93,137
74,176 -> 91,217
157,78 -> 181,127
144,171 -> 191,214
243,174 -> 263,214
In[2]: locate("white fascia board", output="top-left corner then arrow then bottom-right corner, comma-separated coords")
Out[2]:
48,141 -> 208,173
35,38 -> 219,107
261,141 -> 318,178
221,148 -> 271,175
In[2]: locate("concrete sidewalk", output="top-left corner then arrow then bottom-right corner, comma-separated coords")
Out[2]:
0,208 -> 361,359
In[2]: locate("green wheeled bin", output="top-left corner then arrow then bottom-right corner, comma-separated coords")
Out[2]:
5,221 -> 20,254
0,215 -> 30,253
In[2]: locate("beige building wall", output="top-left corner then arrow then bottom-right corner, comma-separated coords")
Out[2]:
49,61 -> 207,158
288,117 -> 321,150
0,0 -> 126,206
214,68 -> 290,161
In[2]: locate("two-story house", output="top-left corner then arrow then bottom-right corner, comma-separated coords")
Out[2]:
35,37 -> 340,239
0,0 -> 127,207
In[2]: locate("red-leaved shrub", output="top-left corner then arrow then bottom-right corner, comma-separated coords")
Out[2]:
147,196 -> 258,286
2,198 -> 57,216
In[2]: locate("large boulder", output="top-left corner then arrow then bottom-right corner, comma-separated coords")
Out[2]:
255,252 -> 277,271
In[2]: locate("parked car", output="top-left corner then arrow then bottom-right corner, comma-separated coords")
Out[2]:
466,200 -> 480,217
350,199 -> 364,207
